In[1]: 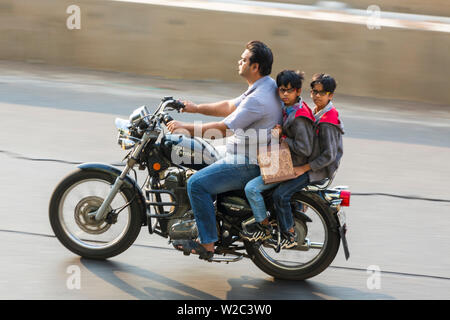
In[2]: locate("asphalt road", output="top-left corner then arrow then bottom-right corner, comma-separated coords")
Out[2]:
1,62 -> 450,300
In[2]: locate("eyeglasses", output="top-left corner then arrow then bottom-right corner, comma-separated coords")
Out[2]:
278,88 -> 296,94
311,89 -> 330,97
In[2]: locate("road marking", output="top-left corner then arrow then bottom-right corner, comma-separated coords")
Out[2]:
343,114 -> 450,128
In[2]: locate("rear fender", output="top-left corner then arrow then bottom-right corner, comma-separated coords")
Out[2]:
296,191 -> 339,230
78,163 -> 147,226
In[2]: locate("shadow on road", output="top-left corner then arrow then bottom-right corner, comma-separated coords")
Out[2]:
226,275 -> 394,300
80,258 -> 393,300
80,258 -> 219,300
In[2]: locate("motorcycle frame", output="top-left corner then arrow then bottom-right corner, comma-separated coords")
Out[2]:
88,98 -> 181,223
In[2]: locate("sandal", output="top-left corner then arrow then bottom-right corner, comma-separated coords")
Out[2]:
172,239 -> 214,262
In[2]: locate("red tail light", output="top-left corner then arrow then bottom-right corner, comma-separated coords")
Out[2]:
339,190 -> 351,206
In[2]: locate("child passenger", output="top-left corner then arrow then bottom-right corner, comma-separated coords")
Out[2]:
270,73 -> 344,249
240,70 -> 315,247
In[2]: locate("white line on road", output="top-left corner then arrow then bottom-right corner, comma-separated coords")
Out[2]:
343,114 -> 450,128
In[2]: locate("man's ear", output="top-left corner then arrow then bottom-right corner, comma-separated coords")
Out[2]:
250,62 -> 259,74
328,93 -> 334,100
296,88 -> 302,96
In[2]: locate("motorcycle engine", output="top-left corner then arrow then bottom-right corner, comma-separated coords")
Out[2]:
162,169 -> 200,240
151,167 -> 192,237
157,168 -> 190,210
168,210 -> 198,240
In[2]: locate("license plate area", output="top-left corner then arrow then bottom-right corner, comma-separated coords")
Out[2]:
337,209 -> 346,229
337,209 -> 350,260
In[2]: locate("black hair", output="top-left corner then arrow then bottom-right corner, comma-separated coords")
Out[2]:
276,70 -> 305,89
246,40 -> 273,76
310,73 -> 337,93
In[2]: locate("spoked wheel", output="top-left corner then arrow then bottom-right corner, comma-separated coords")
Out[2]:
49,169 -> 143,259
244,192 -> 340,280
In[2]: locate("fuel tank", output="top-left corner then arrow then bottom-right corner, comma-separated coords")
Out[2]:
161,134 -> 221,170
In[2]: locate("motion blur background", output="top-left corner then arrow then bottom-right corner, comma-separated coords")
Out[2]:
1,0 -> 450,299
1,0 -> 449,105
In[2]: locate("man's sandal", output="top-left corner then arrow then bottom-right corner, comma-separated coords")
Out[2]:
172,239 -> 214,262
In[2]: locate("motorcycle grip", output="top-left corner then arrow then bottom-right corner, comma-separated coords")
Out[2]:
173,100 -> 185,111
162,114 -> 174,125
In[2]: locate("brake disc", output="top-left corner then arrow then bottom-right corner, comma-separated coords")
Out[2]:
74,196 -> 112,234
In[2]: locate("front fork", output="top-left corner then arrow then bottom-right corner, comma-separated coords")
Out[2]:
92,131 -> 151,221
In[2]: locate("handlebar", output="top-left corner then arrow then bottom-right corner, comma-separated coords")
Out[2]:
159,96 -> 185,112
170,100 -> 185,111
156,97 -> 185,125
129,97 -> 185,132
117,97 -> 185,146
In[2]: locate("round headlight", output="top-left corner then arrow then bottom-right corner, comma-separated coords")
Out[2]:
129,106 -> 150,125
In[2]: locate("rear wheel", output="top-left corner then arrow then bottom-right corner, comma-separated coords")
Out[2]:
49,169 -> 143,259
244,192 -> 340,280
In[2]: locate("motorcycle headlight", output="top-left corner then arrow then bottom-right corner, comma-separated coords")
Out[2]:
129,106 -> 150,125
117,136 -> 136,150
115,118 -> 137,150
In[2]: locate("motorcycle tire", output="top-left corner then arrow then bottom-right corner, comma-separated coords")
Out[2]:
244,191 -> 341,281
49,169 -> 143,260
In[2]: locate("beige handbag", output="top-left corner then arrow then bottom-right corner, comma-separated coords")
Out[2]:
257,140 -> 296,184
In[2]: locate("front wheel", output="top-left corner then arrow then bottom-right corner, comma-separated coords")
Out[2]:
49,169 -> 143,259
244,192 -> 340,280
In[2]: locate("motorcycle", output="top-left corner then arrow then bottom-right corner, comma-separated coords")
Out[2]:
49,96 -> 351,281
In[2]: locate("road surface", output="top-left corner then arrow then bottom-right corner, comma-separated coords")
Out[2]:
0,61 -> 449,300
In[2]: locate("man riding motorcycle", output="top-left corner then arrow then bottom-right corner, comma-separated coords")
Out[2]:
166,40 -> 282,260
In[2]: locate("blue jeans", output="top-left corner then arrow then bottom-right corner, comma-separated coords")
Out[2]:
244,176 -> 279,223
272,173 -> 310,232
187,154 -> 260,244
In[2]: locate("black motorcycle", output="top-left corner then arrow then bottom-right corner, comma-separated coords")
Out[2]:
49,97 -> 351,280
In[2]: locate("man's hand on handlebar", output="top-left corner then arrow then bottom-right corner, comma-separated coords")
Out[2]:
181,100 -> 199,113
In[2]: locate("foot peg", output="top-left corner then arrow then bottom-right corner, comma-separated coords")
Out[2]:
211,254 -> 243,263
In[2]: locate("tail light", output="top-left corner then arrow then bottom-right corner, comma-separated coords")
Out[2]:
339,190 -> 351,207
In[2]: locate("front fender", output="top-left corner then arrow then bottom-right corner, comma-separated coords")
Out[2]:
78,163 -> 147,226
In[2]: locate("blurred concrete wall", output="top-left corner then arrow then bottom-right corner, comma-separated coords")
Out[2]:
258,0 -> 450,17
0,0 -> 449,105
342,0 -> 450,16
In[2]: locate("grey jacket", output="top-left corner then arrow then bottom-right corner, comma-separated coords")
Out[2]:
282,101 -> 315,166
308,106 -> 344,183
